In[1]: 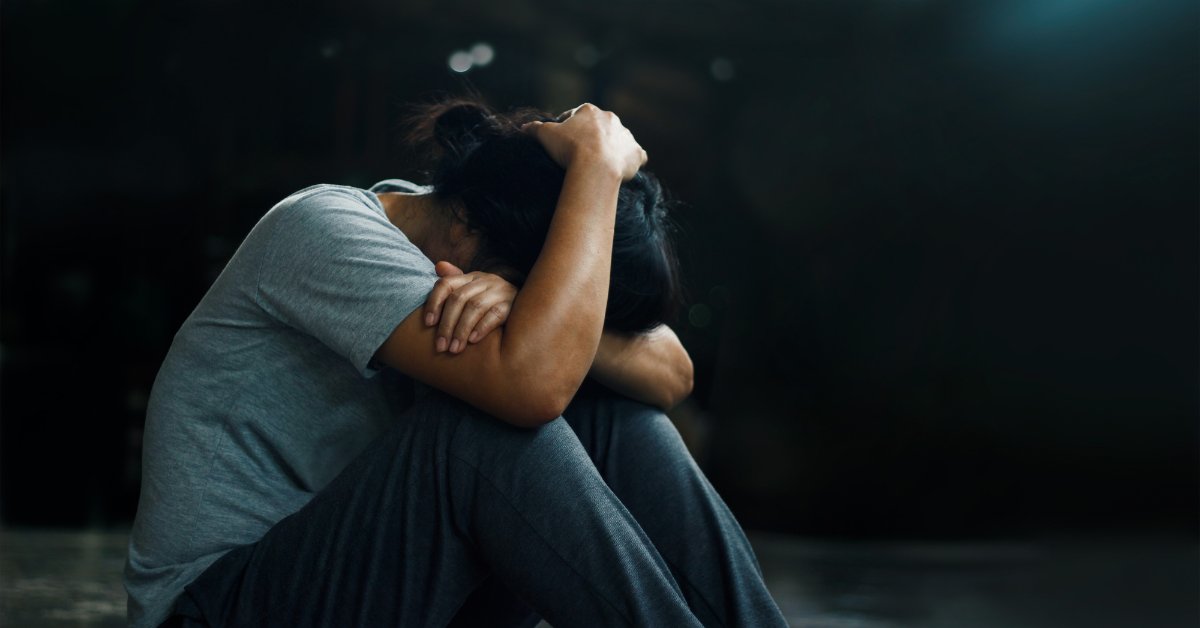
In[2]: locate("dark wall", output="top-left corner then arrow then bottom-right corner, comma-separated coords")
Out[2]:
2,0 -> 1196,537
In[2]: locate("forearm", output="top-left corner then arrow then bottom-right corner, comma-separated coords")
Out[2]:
589,325 -> 694,410
501,158 -> 622,410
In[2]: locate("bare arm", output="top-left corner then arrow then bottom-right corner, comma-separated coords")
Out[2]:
418,266 -> 692,412
374,104 -> 647,427
420,270 -> 694,412
589,325 -> 694,411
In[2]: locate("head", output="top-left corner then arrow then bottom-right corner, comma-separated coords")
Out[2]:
406,97 -> 684,334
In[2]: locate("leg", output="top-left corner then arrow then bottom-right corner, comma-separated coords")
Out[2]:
562,386 -> 789,628
171,388 -> 703,628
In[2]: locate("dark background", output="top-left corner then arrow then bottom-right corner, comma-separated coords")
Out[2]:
2,0 -> 1196,540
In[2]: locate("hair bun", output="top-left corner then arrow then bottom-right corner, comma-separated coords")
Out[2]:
433,101 -> 494,157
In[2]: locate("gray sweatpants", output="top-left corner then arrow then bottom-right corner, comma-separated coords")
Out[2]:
164,384 -> 788,627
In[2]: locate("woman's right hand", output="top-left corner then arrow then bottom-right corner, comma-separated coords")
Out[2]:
520,103 -> 648,181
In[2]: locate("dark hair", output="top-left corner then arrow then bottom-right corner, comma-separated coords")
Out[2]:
405,97 -> 684,334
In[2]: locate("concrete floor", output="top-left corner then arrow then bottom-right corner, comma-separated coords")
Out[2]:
1,528 -> 1195,627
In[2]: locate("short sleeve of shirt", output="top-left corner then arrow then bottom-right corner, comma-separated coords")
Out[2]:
255,185 -> 437,377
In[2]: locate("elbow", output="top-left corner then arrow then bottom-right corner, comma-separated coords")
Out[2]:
529,380 -> 577,425
653,359 -> 694,412
505,397 -> 567,428
495,378 -> 577,429
681,352 -> 695,399
668,355 -> 695,410
495,344 -> 590,427
678,372 -> 694,407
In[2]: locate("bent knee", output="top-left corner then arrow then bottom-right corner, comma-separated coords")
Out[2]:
570,392 -> 688,451
450,408 -> 588,472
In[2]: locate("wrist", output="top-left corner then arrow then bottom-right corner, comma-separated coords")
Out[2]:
566,149 -> 625,183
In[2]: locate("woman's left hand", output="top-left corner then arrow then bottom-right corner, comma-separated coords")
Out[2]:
424,261 -> 517,354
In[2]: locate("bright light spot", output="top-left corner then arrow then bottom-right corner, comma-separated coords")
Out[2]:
470,42 -> 495,66
688,304 -> 713,328
575,44 -> 599,67
448,51 -> 473,73
710,57 -> 734,81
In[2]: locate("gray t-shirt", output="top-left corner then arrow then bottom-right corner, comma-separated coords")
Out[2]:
124,179 -> 439,627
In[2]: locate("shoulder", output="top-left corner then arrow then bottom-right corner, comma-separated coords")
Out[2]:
270,183 -> 385,224
252,183 -> 431,276
253,183 -> 400,246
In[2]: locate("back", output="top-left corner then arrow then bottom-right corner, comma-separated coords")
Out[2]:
124,181 -> 438,627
